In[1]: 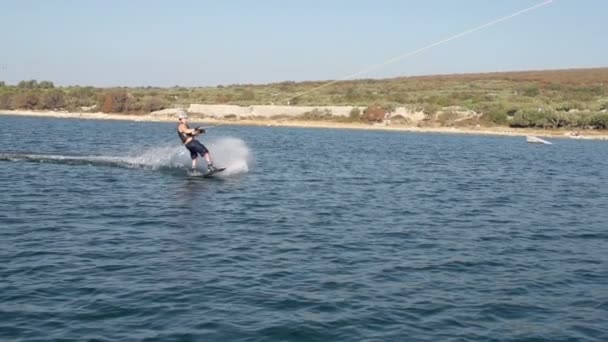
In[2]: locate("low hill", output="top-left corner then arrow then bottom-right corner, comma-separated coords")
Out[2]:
1,67 -> 607,129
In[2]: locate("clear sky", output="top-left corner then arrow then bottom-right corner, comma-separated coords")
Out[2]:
0,0 -> 606,87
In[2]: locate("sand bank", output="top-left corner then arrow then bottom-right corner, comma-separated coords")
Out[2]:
2,109 -> 607,140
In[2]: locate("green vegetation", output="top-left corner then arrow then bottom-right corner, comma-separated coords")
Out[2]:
1,67 -> 607,129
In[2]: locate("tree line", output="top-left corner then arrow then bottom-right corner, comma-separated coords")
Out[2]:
1,74 -> 607,129
0,80 -> 168,113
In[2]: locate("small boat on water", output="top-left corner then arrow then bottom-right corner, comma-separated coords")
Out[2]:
526,136 -> 552,145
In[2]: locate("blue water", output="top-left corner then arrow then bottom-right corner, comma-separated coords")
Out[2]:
1,115 -> 607,341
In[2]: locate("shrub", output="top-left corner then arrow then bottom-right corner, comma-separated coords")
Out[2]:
362,105 -> 386,123
0,93 -> 11,109
300,108 -> 332,120
589,112 -> 608,129
68,87 -> 98,107
521,85 -> 540,97
278,81 -> 295,92
474,102 -> 508,125
125,95 -> 142,113
141,96 -> 167,113
384,103 -> 397,114
17,80 -> 38,89
238,89 -> 255,101
14,79 -> 54,89
345,87 -> 362,102
421,104 -> 440,120
390,114 -> 411,125
571,112 -> 592,128
544,110 -> 571,128
427,95 -> 453,107
547,83 -> 563,91
100,90 -> 129,113
563,86 -> 604,102
41,89 -> 65,110
349,107 -> 361,120
437,110 -> 460,126
510,109 -> 567,128
38,81 -> 54,89
388,92 -> 409,104
510,109 -> 543,128
216,93 -> 233,103
11,91 -> 41,109
554,102 -> 584,112
481,111 -> 508,125
289,94 -> 315,105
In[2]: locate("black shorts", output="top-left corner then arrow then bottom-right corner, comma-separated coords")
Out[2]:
185,140 -> 209,159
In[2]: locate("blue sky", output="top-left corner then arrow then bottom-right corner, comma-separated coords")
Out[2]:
0,0 -> 606,87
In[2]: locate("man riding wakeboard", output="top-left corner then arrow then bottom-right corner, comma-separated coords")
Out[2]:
176,110 -> 218,172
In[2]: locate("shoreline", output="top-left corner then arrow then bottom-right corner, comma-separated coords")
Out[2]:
2,109 -> 607,140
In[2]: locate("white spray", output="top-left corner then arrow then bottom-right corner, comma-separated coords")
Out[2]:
126,136 -> 253,176
205,137 -> 253,176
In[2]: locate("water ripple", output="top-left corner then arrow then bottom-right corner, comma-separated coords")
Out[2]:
1,116 -> 607,341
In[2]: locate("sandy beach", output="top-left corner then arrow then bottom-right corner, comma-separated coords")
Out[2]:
2,109 -> 607,140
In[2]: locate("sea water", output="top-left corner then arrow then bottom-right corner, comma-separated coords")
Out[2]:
1,115 -> 607,341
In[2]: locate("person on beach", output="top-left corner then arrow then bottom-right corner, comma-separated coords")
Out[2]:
176,110 -> 217,171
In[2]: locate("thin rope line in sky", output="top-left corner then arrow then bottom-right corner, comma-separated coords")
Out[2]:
286,0 -> 554,104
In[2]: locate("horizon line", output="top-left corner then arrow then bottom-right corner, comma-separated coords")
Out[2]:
2,65 -> 607,89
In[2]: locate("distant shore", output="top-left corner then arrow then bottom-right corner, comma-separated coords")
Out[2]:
2,109 -> 607,140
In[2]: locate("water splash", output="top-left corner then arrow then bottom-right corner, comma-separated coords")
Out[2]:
0,137 -> 253,176
127,144 -> 189,169
206,137 -> 253,176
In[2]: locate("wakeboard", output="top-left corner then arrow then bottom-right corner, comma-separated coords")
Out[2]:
202,167 -> 226,178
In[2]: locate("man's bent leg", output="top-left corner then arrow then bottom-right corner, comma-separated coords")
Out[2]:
204,152 -> 213,165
